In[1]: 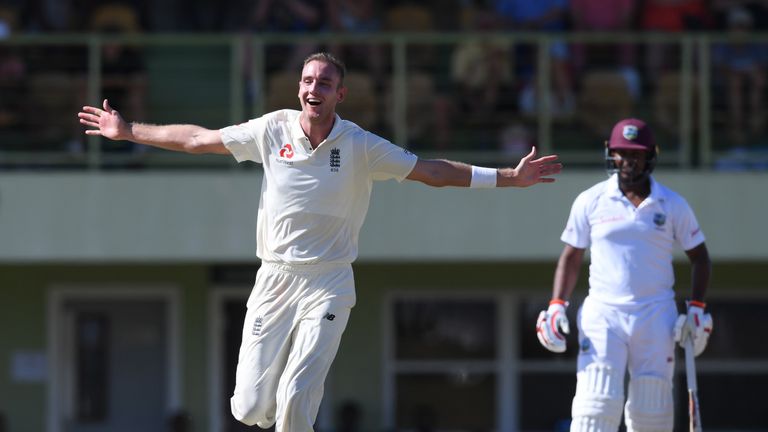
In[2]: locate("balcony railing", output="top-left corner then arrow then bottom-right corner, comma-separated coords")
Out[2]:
2,32 -> 768,170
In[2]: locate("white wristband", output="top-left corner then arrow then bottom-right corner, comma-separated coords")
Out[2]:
470,166 -> 497,188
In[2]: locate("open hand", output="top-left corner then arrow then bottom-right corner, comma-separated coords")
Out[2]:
78,99 -> 130,141
501,146 -> 562,187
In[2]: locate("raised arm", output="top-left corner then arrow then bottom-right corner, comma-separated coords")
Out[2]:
78,99 -> 230,155
405,146 -> 561,187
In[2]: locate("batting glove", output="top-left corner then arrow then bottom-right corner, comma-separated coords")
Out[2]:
536,299 -> 570,353
673,300 -> 713,357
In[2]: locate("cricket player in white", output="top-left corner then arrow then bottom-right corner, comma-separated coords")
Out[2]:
536,119 -> 713,432
78,52 -> 562,431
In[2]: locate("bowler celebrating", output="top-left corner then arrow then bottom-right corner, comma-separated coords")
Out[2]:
79,52 -> 562,431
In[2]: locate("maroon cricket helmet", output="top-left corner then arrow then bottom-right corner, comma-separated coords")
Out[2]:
608,118 -> 656,152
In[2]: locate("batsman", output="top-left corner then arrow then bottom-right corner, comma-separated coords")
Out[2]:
536,118 -> 713,431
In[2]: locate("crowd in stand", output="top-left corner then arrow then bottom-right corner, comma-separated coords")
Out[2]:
1,0 -> 767,169
2,0 -> 767,34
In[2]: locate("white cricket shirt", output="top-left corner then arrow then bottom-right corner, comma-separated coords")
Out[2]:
561,174 -> 706,307
221,109 -> 418,265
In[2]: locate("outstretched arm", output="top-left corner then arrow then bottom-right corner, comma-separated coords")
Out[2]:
78,99 -> 230,155
405,146 -> 561,187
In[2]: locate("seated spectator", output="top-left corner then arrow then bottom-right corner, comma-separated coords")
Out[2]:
89,2 -> 143,33
327,0 -> 386,87
0,4 -> 18,36
70,3 -> 148,157
640,0 -> 713,84
712,7 -> 767,156
569,0 -> 641,99
383,1 -> 437,71
449,3 -> 516,149
712,0 -> 768,30
249,0 -> 329,72
491,0 -> 575,119
98,29 -> 148,154
0,8 -> 24,138
0,46 -> 26,135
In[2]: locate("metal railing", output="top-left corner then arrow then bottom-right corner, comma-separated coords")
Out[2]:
2,31 -> 768,170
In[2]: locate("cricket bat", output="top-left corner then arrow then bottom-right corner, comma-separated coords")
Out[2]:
684,336 -> 702,432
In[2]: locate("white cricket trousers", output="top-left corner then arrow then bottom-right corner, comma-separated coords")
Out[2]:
576,296 -> 677,381
230,262 -> 356,431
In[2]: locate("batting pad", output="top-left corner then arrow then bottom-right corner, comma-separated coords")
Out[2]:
624,375 -> 673,432
571,363 -> 624,432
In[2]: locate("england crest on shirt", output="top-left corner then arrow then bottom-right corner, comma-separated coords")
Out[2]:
330,148 -> 340,172
653,212 -> 667,227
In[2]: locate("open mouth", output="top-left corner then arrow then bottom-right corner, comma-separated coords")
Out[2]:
307,98 -> 321,106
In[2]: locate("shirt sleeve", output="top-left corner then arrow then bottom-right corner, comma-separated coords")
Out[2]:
220,118 -> 266,164
673,197 -> 706,251
365,132 -> 419,182
560,191 -> 591,249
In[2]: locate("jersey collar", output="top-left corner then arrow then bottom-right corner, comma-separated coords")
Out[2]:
290,113 -> 343,151
605,174 -> 663,204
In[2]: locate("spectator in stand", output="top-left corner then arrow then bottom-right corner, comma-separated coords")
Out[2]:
69,2 -> 148,158
491,0 -> 575,119
327,0 -> 385,86
640,0 -> 713,84
249,0 -> 329,72
0,46 -> 26,135
449,0 -> 517,150
569,0 -> 641,99
0,7 -> 25,138
0,3 -> 18,36
97,28 -> 148,155
712,0 -> 768,30
712,6 -> 768,167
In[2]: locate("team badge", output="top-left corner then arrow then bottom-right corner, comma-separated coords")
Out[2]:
653,212 -> 667,227
580,338 -> 591,353
622,125 -> 639,141
330,148 -> 340,172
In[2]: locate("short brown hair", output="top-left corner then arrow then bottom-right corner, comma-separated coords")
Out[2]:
303,52 -> 347,87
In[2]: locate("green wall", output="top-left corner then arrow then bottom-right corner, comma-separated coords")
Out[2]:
1,261 -> 765,431
0,265 -> 210,432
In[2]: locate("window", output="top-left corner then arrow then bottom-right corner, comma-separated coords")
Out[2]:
385,293 -> 768,431
388,296 -> 499,431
